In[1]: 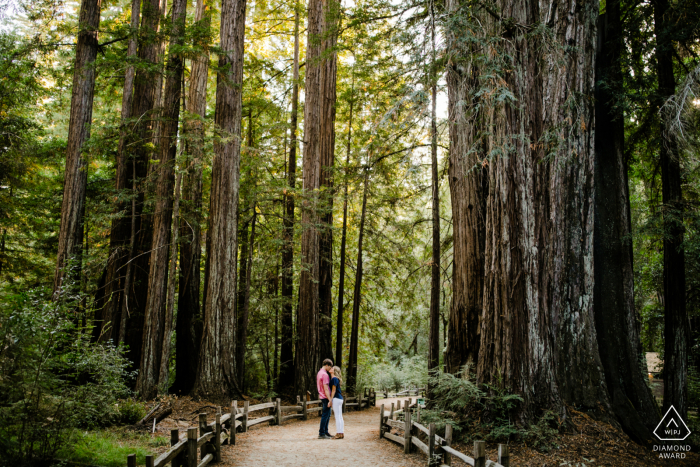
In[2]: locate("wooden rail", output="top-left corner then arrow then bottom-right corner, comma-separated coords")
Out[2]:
378,401 -> 510,467
382,387 -> 426,399
127,388 -> 377,466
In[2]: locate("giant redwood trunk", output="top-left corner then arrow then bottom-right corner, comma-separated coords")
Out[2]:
54,0 -> 101,298
593,8 -> 659,443
654,0 -> 688,419
278,2 -> 300,394
444,0 -> 485,374
296,0 -> 338,393
136,0 -> 187,399
195,0 -> 247,398
95,0 -> 140,344
317,0 -> 340,364
99,0 -> 163,373
476,0 -> 611,418
174,0 -> 209,395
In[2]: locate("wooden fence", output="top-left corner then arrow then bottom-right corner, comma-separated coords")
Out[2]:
126,388 -> 377,466
379,400 -> 509,467
382,387 -> 426,399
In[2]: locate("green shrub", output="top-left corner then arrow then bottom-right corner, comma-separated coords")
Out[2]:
0,288 -> 135,466
115,399 -> 147,425
424,367 -> 560,450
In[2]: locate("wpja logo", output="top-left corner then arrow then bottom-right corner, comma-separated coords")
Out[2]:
653,406 -> 692,459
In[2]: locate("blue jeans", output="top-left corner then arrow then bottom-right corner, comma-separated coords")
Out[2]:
319,399 -> 331,436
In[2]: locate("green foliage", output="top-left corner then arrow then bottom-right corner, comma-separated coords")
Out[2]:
0,288 -> 135,466
58,429 -> 169,467
422,368 -> 560,451
372,355 -> 428,392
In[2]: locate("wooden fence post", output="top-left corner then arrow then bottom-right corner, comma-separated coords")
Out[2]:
171,428 -> 182,467
379,404 -> 385,439
498,444 -> 509,467
146,455 -> 154,467
428,422 -> 436,466
231,401 -> 237,446
127,454 -> 136,467
187,427 -> 197,467
474,440 -> 486,467
199,413 -> 209,460
390,402 -> 395,421
397,400 -> 401,411
416,402 -> 421,423
404,407 -> 412,454
215,408 -> 222,462
443,424 -> 453,466
243,401 -> 249,432
275,398 -> 282,425
359,391 -> 363,410
302,397 -> 308,420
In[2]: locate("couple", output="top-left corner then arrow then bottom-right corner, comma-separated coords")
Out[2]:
316,358 -> 344,439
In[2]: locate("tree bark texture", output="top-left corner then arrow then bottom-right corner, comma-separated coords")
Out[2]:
444,0 -> 485,375
174,0 -> 209,395
54,0 -> 101,297
475,0 -> 611,418
100,0 -> 164,374
318,0 -> 340,365
296,0 -> 339,393
195,0 -> 247,398
654,0 -> 688,418
428,4 -> 440,383
278,2 -> 300,394
136,0 -> 187,399
593,8 -> 660,443
347,169 -> 368,393
96,0 -> 141,344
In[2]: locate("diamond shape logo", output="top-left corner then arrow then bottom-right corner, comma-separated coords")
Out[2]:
654,406 -> 691,441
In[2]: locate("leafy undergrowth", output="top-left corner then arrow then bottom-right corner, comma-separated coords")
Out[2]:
57,429 -> 169,467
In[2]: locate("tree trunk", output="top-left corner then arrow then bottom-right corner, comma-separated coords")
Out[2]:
347,169 -> 369,393
335,74 -> 354,370
296,0 -> 339,393
136,0 -> 187,399
427,3 -> 440,388
278,2 -> 300,394
174,0 -> 209,395
444,0 -> 485,375
593,8 -> 660,444
195,0 -> 247,398
476,0 -> 611,419
318,0 -> 340,365
158,170 -> 182,390
96,0 -> 140,345
103,0 -> 164,374
237,209 -> 255,392
654,0 -> 688,419
54,0 -> 101,298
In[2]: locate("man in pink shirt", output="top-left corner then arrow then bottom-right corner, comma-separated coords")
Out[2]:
317,358 -> 333,439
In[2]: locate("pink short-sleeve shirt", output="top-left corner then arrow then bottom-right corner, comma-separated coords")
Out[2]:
317,368 -> 330,399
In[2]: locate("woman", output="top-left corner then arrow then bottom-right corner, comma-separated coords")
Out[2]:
328,366 -> 344,439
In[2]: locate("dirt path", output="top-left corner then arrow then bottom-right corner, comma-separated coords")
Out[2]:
220,403 -> 425,466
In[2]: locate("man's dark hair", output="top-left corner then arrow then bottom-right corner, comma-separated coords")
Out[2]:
322,358 -> 333,367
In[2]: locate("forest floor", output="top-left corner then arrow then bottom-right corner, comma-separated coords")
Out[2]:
138,396 -> 700,466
